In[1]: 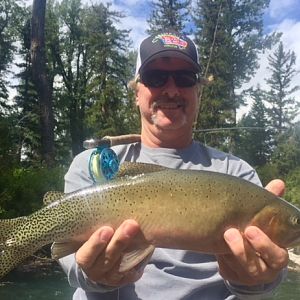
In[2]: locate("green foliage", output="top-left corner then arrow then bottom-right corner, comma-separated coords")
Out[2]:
257,124 -> 300,205
0,166 -> 66,219
270,123 -> 300,177
48,1 -> 134,156
0,0 -> 25,109
265,42 -> 300,132
0,113 -> 23,168
193,0 -> 274,146
147,0 -> 192,34
235,87 -> 272,167
285,167 -> 300,207
256,164 -> 280,187
84,2 -> 133,139
14,12 -> 41,163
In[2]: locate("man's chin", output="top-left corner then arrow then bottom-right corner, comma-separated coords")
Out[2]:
151,115 -> 187,130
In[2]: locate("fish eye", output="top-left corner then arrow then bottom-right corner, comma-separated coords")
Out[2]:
290,216 -> 300,225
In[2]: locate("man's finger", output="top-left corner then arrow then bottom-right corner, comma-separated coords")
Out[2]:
244,226 -> 289,270
265,179 -> 285,197
104,220 -> 140,263
82,220 -> 141,283
76,226 -> 114,270
224,228 -> 267,275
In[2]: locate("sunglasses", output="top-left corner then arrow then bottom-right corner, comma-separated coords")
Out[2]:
139,69 -> 199,88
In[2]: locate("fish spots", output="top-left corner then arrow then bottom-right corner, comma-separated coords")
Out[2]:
145,210 -> 153,218
230,192 -> 237,199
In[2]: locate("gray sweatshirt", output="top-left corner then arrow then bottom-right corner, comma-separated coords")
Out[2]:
60,141 -> 285,300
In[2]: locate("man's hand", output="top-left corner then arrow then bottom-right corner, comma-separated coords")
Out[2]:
217,179 -> 289,286
75,219 -> 145,287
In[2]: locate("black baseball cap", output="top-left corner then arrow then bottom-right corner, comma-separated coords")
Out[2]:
135,30 -> 201,76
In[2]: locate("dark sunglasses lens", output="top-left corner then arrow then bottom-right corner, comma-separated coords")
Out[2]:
174,71 -> 198,87
141,70 -> 168,88
140,70 -> 198,88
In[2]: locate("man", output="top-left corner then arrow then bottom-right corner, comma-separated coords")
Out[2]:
60,30 -> 288,299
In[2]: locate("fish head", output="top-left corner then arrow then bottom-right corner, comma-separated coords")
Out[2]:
250,199 -> 300,249
285,212 -> 300,248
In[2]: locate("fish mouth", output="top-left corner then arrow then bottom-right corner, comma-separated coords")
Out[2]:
287,233 -> 300,248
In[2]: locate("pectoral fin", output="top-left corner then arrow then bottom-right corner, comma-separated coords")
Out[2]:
51,240 -> 83,259
119,244 -> 155,272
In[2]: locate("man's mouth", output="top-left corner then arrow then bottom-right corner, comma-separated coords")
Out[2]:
152,101 -> 184,110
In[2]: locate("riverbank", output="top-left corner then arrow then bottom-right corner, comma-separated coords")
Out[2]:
288,249 -> 300,272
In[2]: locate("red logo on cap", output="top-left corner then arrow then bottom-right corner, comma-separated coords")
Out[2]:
153,34 -> 188,49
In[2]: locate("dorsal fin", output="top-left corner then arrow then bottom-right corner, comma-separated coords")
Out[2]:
117,162 -> 167,178
43,191 -> 65,206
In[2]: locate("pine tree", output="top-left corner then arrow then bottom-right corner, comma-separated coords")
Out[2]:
0,1 -> 30,166
265,41 -> 299,133
193,0 -> 273,148
85,3 -> 136,141
31,0 -> 56,166
147,0 -> 192,34
235,87 -> 272,166
52,1 -> 133,156
14,17 -> 41,163
0,0 -> 24,111
271,122 -> 300,177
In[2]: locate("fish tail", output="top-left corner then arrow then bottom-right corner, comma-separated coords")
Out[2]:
0,217 -> 34,279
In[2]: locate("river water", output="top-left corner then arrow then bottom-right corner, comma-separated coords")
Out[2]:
0,268 -> 299,299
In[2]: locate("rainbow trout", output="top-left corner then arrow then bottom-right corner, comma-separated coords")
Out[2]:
1,162 -> 300,279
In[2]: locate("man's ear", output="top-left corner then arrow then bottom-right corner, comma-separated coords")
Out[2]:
128,79 -> 139,106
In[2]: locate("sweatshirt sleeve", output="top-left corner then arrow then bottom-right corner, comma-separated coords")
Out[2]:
59,254 -> 118,292
225,268 -> 287,299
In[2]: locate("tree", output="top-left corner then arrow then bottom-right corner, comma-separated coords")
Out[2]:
31,0 -> 55,166
147,0 -> 192,34
0,0 -> 24,111
85,3 -> 136,141
0,1 -> 30,167
271,122 -> 300,177
285,166 -> 300,206
257,122 -> 300,188
0,113 -> 21,168
235,87 -> 272,166
14,16 -> 41,163
51,1 -> 133,156
265,41 -> 299,133
48,0 -> 87,156
193,0 -> 275,148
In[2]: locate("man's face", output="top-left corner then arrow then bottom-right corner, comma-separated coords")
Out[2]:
136,57 -> 200,134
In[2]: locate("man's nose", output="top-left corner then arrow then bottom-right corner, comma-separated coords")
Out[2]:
161,76 -> 180,98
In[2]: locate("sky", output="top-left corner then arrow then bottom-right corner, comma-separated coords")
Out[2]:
21,0 -> 300,119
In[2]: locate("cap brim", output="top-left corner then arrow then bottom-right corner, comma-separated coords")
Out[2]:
139,50 -> 201,74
